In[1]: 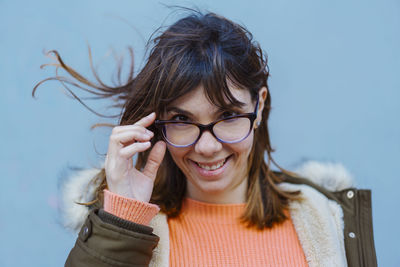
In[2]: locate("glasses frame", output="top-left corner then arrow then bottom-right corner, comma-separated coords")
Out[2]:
155,96 -> 259,148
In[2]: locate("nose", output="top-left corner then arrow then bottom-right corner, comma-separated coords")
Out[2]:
194,130 -> 222,156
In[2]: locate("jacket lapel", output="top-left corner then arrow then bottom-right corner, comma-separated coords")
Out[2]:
281,183 -> 348,267
149,213 -> 170,267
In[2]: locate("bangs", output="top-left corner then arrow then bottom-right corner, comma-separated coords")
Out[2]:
154,42 -> 256,113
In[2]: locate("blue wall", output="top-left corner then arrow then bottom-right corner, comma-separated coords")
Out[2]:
1,0 -> 399,266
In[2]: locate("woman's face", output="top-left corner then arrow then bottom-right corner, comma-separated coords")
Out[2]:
162,85 -> 265,204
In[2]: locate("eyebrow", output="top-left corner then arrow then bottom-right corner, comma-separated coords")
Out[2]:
165,107 -> 194,117
166,105 -> 247,116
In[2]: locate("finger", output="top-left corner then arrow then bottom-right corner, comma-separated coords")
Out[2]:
112,124 -> 154,136
110,130 -> 153,145
135,112 -> 156,128
118,141 -> 151,158
142,141 -> 167,180
108,129 -> 147,157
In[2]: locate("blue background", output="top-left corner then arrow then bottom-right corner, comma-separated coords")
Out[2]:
1,0 -> 399,266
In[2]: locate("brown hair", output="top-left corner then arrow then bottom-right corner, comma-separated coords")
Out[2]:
34,9 -> 299,229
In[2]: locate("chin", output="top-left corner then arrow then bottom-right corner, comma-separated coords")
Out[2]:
193,178 -> 231,193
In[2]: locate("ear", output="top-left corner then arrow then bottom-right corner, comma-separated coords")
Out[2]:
254,87 -> 268,128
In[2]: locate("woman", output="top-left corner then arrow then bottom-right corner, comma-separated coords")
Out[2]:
36,10 -> 376,267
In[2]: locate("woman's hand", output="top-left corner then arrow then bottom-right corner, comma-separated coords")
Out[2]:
105,112 -> 166,202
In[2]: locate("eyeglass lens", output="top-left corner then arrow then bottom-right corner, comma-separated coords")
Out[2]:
163,117 -> 251,147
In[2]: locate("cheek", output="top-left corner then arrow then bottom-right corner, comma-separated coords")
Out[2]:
167,146 -> 189,166
234,133 -> 254,156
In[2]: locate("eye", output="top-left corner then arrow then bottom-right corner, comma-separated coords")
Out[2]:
171,114 -> 190,121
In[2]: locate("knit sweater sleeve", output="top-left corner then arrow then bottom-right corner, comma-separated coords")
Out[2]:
103,189 -> 160,226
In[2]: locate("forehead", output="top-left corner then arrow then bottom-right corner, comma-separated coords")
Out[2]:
167,85 -> 252,111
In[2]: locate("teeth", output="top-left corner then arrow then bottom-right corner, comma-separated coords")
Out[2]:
197,159 -> 226,171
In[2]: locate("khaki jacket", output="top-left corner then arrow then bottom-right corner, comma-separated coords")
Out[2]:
62,161 -> 377,267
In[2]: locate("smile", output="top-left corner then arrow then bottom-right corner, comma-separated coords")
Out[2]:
194,158 -> 228,171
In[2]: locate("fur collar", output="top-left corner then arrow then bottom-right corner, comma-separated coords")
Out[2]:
59,168 -> 103,231
279,182 -> 348,266
59,161 -> 354,267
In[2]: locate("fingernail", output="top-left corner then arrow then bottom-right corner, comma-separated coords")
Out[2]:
146,130 -> 154,136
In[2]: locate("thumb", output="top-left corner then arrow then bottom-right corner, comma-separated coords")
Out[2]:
142,141 -> 167,180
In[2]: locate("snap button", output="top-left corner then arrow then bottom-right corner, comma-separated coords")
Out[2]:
81,220 -> 92,242
347,190 -> 354,199
348,232 -> 356,238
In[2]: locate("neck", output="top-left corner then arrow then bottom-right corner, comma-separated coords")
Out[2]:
186,177 -> 248,204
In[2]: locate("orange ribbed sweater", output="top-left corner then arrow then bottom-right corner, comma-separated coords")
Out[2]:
104,190 -> 308,266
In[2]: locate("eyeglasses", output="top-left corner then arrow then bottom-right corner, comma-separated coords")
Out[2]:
155,97 -> 259,148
